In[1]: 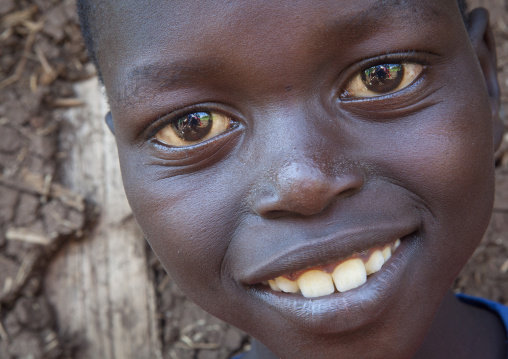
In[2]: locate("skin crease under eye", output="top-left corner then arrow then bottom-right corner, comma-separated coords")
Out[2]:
155,111 -> 233,147
344,63 -> 424,98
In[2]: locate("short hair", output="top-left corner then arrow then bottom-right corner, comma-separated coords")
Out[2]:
77,0 -> 470,82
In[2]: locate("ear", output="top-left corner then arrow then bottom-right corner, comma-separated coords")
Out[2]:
468,8 -> 504,151
105,111 -> 115,134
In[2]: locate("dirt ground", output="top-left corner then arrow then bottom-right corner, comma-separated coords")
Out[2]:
0,0 -> 507,358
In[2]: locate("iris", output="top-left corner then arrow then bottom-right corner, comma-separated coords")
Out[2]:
361,64 -> 404,93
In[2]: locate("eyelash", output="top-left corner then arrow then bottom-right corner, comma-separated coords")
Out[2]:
339,51 -> 433,98
145,104 -> 238,142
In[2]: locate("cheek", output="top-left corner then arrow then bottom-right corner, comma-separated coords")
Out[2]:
377,102 -> 495,275
118,151 -> 244,303
421,128 -> 493,273
408,111 -> 494,224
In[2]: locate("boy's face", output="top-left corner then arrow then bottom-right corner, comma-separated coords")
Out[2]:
98,0 -> 499,358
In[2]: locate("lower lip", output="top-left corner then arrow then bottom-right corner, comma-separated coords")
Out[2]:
248,234 -> 418,334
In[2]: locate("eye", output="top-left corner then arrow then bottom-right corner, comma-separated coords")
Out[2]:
155,111 -> 235,147
342,63 -> 424,99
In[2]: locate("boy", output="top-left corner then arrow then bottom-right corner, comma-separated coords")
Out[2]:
76,0 -> 507,358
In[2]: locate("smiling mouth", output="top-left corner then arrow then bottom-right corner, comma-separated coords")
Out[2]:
259,239 -> 401,298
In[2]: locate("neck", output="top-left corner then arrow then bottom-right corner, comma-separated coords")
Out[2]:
413,291 -> 507,359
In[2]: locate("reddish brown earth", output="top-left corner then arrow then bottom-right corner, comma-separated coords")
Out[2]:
0,0 -> 507,358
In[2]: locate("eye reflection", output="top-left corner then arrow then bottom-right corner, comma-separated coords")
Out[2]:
343,63 -> 424,99
155,111 -> 234,147
173,112 -> 213,142
361,64 -> 403,93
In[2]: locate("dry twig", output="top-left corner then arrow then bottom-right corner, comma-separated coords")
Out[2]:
0,5 -> 38,28
0,169 -> 85,212
51,98 -> 85,108
6,228 -> 55,246
501,259 -> 508,274
0,320 -> 8,341
14,250 -> 39,288
0,19 -> 43,90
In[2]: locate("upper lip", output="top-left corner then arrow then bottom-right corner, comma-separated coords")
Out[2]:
238,219 -> 418,285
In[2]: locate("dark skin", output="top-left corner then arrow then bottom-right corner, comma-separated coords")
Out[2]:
93,0 -> 506,358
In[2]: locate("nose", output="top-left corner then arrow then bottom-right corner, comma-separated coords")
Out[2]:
251,161 -> 365,218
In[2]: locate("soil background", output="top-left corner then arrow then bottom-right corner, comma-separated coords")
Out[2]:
0,1 -> 507,358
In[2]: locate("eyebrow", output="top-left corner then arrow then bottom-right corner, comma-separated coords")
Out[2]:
332,0 -> 440,39
127,58 -> 223,88
111,58 -> 224,107
113,0 -> 441,106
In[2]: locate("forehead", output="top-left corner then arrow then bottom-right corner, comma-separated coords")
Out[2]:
97,0 -> 461,105
103,0 -> 443,31
100,0 -> 448,29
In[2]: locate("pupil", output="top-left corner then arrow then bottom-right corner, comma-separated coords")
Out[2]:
361,64 -> 404,93
172,112 -> 213,142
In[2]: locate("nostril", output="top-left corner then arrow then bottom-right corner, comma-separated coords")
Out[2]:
261,210 -> 287,219
339,186 -> 360,198
339,176 -> 365,197
250,164 -> 365,219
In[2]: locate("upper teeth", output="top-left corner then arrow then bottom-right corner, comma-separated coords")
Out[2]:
264,239 -> 401,298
